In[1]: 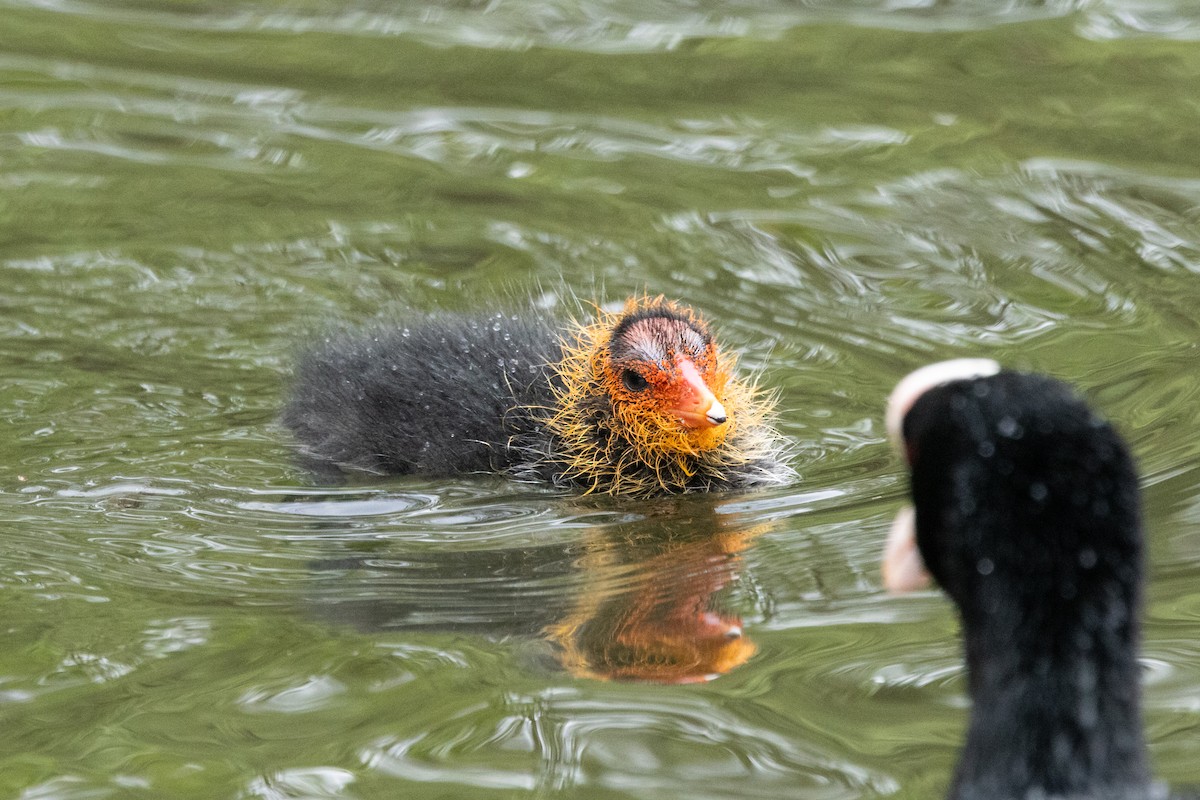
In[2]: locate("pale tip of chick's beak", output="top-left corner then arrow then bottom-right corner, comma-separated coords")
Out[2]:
706,400 -> 727,426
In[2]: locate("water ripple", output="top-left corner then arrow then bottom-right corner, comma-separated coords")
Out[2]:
361,686 -> 895,798
10,0 -> 1200,53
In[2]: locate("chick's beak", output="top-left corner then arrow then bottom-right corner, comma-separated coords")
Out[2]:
672,357 -> 727,429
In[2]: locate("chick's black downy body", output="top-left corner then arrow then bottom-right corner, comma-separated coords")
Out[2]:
282,313 -> 561,479
281,298 -> 791,494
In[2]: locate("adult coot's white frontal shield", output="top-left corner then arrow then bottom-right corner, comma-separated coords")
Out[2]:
885,358 -> 1001,453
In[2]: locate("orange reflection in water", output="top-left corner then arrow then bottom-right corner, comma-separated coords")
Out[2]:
307,498 -> 769,685
548,517 -> 764,684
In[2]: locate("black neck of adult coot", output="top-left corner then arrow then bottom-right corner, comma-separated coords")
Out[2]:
952,562 -> 1149,800
906,374 -> 1152,800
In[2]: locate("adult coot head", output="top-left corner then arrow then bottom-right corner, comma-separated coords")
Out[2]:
881,359 -> 1192,800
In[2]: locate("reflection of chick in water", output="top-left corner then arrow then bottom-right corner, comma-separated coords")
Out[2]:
308,500 -> 766,684
549,520 -> 761,684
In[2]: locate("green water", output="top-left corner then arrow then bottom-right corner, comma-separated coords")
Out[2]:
2,1 -> 1200,797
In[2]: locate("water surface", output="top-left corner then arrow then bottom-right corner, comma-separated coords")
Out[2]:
2,1 -> 1200,797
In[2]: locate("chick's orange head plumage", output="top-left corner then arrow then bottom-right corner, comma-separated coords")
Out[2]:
546,296 -> 780,496
599,298 -> 732,453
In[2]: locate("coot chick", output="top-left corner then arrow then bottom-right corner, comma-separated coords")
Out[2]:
281,296 -> 790,496
883,359 -> 1195,800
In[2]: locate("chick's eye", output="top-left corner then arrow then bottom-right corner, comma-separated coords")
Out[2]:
621,369 -> 649,392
